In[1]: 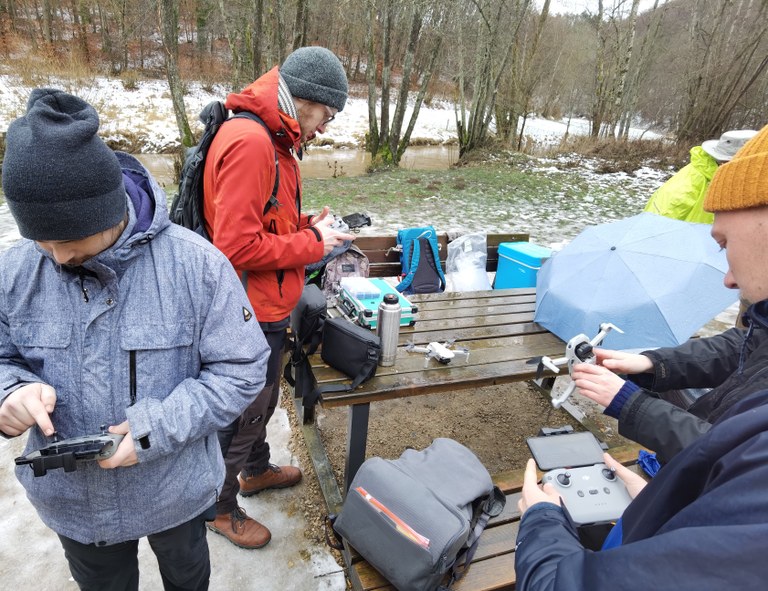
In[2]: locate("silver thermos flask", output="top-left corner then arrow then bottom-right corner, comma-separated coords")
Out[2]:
377,293 -> 401,367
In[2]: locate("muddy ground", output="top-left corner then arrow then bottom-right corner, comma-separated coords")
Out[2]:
286,377 -> 628,555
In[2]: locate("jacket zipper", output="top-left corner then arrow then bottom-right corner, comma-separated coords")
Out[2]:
78,272 -> 89,303
129,351 -> 137,405
129,350 -> 151,449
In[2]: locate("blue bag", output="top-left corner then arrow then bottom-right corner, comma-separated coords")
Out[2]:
396,226 -> 446,295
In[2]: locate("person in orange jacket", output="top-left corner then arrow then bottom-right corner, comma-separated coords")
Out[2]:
203,46 -> 355,549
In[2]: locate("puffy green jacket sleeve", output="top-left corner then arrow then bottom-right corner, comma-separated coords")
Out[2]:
643,147 -> 717,223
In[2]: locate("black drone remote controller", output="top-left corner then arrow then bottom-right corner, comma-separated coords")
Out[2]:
15,425 -> 125,477
341,212 -> 372,230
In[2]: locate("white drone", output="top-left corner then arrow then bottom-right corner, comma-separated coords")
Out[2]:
539,323 -> 624,409
405,340 -> 469,364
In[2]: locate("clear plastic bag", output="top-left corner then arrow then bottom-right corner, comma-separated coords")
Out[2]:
445,233 -> 492,292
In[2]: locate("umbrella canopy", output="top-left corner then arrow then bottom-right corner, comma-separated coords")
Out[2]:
534,212 -> 738,350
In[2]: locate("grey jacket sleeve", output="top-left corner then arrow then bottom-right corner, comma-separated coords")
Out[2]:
618,391 -> 711,463
634,328 -> 747,392
125,258 -> 270,462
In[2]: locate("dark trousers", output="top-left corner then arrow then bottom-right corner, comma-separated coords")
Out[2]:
216,323 -> 286,514
58,510 -> 212,591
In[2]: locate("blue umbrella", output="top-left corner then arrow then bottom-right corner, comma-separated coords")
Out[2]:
534,212 -> 738,350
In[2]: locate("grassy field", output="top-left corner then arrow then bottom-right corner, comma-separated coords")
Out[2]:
300,155 -> 666,245
0,152 -> 668,248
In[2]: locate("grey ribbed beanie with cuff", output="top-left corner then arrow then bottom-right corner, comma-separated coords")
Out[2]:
280,47 -> 348,112
2,88 -> 126,241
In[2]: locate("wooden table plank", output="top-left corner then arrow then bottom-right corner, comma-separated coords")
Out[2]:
315,334 -> 564,407
313,331 -> 560,379
409,288 -> 535,304
411,293 -> 537,312
397,321 -> 550,345
414,302 -> 534,322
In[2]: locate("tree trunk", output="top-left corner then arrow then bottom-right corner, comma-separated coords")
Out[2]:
158,0 -> 194,149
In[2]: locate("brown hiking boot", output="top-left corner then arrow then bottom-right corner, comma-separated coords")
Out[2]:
206,507 -> 271,549
238,464 -> 302,496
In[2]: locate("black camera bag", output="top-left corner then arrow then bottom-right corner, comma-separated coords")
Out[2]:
305,317 -> 381,406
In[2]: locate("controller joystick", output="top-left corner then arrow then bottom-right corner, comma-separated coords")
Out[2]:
556,472 -> 571,486
601,467 -> 617,481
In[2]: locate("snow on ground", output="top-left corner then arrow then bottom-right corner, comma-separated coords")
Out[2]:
0,74 -> 663,153
0,73 -> 671,590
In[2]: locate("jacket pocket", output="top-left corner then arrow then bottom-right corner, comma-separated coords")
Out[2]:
9,320 -> 73,402
119,320 -> 195,401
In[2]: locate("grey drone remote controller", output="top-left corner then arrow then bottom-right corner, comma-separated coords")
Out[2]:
541,462 -> 633,525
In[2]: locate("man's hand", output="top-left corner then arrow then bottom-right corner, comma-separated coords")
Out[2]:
0,383 -> 56,437
518,458 -> 562,516
98,421 -> 138,469
312,206 -> 356,256
594,348 -> 653,375
603,453 -> 647,499
571,363 -> 626,408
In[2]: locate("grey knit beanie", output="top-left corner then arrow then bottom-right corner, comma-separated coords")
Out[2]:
280,47 -> 348,112
2,88 -> 126,241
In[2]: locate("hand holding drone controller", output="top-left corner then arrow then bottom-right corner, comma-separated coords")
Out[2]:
3,383 -> 135,476
538,323 -> 624,408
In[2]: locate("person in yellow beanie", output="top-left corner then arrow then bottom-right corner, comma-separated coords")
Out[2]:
643,129 -> 757,224
556,123 -> 768,463
513,125 -> 768,591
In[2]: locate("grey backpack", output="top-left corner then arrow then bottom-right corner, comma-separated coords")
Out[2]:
333,438 -> 505,591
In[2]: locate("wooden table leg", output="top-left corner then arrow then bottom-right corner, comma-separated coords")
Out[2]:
344,403 -> 370,494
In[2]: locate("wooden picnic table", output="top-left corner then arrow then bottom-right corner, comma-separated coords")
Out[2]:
287,286 -> 646,591
291,286 -> 566,514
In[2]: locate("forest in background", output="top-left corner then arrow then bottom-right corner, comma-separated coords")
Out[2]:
0,0 -> 767,167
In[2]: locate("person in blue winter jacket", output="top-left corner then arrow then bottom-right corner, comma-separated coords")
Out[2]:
516,125 -> 768,590
0,89 -> 270,590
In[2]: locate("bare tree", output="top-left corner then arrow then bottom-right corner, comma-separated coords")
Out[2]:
159,0 -> 194,147
494,0 -> 552,149
677,0 -> 768,144
366,0 -> 449,167
617,0 -> 669,139
455,0 -> 531,157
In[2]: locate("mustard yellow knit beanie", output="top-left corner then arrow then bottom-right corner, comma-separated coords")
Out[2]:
704,123 -> 768,212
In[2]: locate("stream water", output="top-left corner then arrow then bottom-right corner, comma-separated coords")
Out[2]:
135,145 -> 459,187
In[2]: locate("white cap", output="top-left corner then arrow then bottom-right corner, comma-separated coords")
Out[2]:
701,129 -> 759,162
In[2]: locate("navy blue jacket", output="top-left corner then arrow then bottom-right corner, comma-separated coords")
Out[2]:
607,299 -> 768,462
514,387 -> 768,590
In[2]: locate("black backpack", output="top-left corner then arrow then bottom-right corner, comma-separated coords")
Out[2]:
169,100 -> 280,240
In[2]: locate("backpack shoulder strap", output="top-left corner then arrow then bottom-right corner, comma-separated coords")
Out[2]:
231,111 -> 280,216
439,486 -> 506,590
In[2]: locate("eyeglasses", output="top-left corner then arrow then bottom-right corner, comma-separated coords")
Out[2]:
322,106 -> 336,126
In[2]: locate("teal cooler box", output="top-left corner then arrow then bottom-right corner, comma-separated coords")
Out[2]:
495,242 -> 552,289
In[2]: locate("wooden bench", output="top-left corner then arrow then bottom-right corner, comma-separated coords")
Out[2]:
345,443 -> 645,591
352,232 -> 530,279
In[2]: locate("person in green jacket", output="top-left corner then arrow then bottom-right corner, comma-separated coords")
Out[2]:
644,129 -> 757,224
